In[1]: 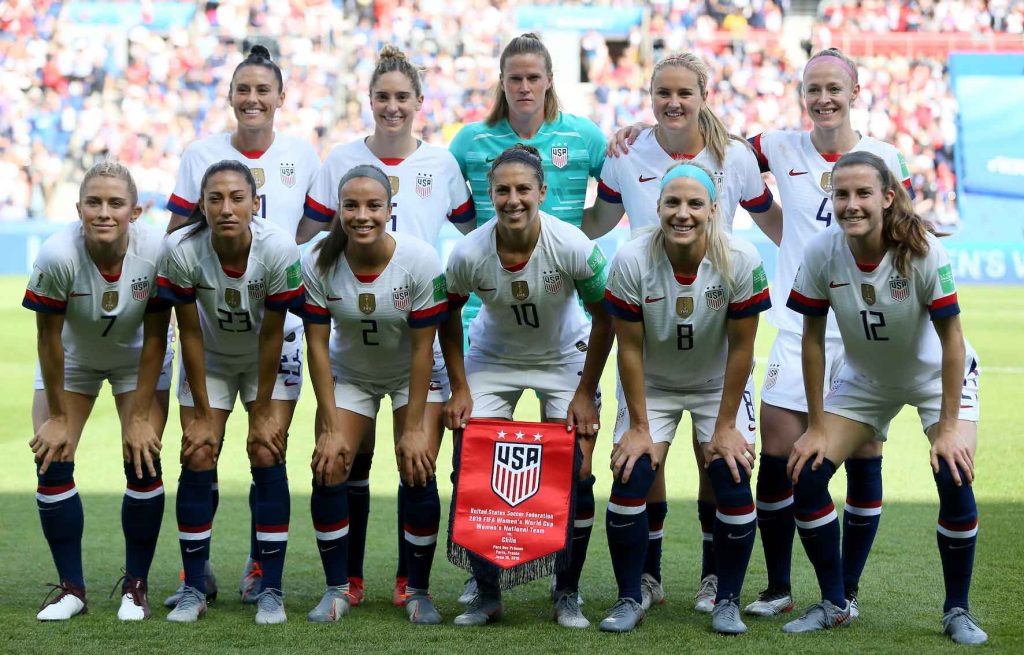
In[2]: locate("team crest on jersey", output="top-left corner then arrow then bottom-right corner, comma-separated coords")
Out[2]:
765,364 -> 780,391
676,296 -> 694,318
101,290 -> 118,312
704,286 -> 725,311
542,270 -> 562,294
225,288 -> 241,308
492,442 -> 543,507
551,147 -> 568,169
359,293 -> 376,314
820,172 -> 833,193
280,163 -> 296,188
415,173 -> 433,199
251,168 -> 265,189
248,279 -> 266,301
889,277 -> 909,302
392,285 -> 411,311
511,280 -> 530,301
861,283 -> 876,306
131,278 -> 149,302
388,176 -> 400,194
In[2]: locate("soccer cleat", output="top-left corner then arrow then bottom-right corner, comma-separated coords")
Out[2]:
694,574 -> 718,613
549,576 -> 585,605
164,561 -> 218,608
640,573 -> 665,611
781,600 -> 852,633
37,581 -> 87,621
239,558 -> 263,604
846,592 -> 860,620
406,591 -> 442,625
345,577 -> 364,607
307,586 -> 349,623
711,598 -> 747,635
116,576 -> 150,621
254,589 -> 287,625
599,597 -> 645,633
457,577 -> 478,605
166,586 -> 207,623
393,576 -> 408,606
553,591 -> 590,629
744,587 -> 796,617
942,607 -> 988,645
453,588 -> 503,626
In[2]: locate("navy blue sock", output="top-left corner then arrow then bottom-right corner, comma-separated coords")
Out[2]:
606,458 -> 655,602
708,460 -> 757,603
37,461 -> 85,589
556,475 -> 595,593
793,459 -> 843,607
643,501 -> 668,582
395,482 -> 407,579
311,481 -> 349,587
122,459 -> 164,582
253,464 -> 290,591
697,500 -> 716,579
842,457 -> 883,595
346,453 -> 372,581
934,460 -> 978,612
403,479 -> 440,592
248,481 -> 258,561
755,453 -> 795,590
210,467 -> 219,516
176,467 -> 214,593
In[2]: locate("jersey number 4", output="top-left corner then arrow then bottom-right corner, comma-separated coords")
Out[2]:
815,198 -> 833,227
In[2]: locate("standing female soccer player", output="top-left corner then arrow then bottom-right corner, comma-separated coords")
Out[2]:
784,151 -> 985,645
164,45 -> 320,607
600,162 -> 770,634
443,145 -> 613,628
301,45 -> 473,607
584,52 -> 780,613
25,162 -> 172,621
158,161 -> 304,625
301,165 -> 449,625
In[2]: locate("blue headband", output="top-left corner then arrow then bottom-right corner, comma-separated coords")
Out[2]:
660,165 -> 716,201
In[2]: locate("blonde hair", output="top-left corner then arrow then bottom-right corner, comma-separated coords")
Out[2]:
80,160 -> 138,206
370,44 -> 423,97
485,33 -> 560,127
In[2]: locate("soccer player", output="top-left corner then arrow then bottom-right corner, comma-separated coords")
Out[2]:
600,162 -> 770,634
300,164 -> 449,625
164,44 -> 320,607
158,160 -> 304,624
784,151 -> 986,645
301,45 -> 473,607
443,145 -> 613,628
584,52 -> 780,613
25,162 -> 172,621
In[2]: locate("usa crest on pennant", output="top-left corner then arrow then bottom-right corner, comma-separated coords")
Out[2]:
491,442 -> 543,507
551,147 -> 568,169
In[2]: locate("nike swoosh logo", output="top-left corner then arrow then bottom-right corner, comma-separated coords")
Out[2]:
486,156 -> 497,163
284,380 -> 300,387
638,175 -> 657,183
949,543 -> 974,550
185,546 -> 204,553
727,530 -> 754,540
69,292 -> 91,297
319,545 -> 337,553
414,552 -> 428,558
789,169 -> 808,176
477,286 -> 496,292
644,296 -> 664,303
609,521 -> 635,528
829,281 -> 850,288
848,520 -> 873,527
196,284 -> 215,290
261,549 -> 281,556
327,295 -> 342,301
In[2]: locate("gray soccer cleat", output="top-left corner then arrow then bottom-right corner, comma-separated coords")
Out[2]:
239,557 -> 263,604
782,600 -> 852,633
744,587 -> 796,616
549,576 -> 584,605
694,574 -> 718,613
164,561 -> 218,608
453,588 -> 503,626
711,598 -> 748,635
254,589 -> 287,625
166,586 -> 207,623
457,577 -> 478,605
406,591 -> 442,625
307,586 -> 349,623
553,591 -> 590,629
942,607 -> 988,645
599,597 -> 645,633
640,573 -> 665,611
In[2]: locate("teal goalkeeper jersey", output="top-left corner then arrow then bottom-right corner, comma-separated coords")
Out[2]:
449,112 -> 606,228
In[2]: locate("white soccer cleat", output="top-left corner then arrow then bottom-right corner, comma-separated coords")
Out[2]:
694,574 -> 717,613
744,587 -> 796,617
37,582 -> 87,621
117,577 -> 150,621
553,591 -> 590,629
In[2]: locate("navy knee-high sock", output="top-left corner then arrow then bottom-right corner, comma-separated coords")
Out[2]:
37,461 -> 85,589
697,500 -> 716,579
606,457 -> 655,602
842,457 -> 883,595
395,481 -> 407,580
793,459 -> 843,607
556,475 -> 596,593
122,460 -> 165,582
708,460 -> 757,603
403,479 -> 440,592
311,481 -> 349,587
756,453 -> 795,590
177,467 -> 214,593
209,467 -> 219,564
934,460 -> 978,612
347,453 -> 372,581
643,501 -> 668,582
248,480 -> 258,561
253,464 -> 290,592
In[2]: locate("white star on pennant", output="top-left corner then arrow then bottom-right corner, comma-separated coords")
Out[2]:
533,433 -> 543,441
496,430 -> 507,439
515,431 -> 525,440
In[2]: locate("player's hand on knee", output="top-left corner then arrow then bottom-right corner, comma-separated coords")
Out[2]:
706,425 -> 754,483
181,413 -> 218,460
123,416 -> 162,479
930,424 -> 975,486
312,428 -> 351,487
31,416 -> 71,475
787,426 -> 827,484
396,424 -> 435,486
247,407 -> 284,464
611,425 -> 656,483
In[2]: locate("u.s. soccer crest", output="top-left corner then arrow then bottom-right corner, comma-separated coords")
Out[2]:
542,270 -> 562,294
131,279 -> 149,302
415,173 -> 433,199
392,285 -> 411,311
491,442 -> 542,507
225,288 -> 241,309
101,290 -> 119,312
889,277 -> 909,302
248,279 -> 266,301
511,280 -> 530,301
551,147 -> 568,169
704,286 -> 725,311
280,163 -> 296,188
676,296 -> 694,318
359,293 -> 376,315
861,283 -> 876,306
251,168 -> 265,189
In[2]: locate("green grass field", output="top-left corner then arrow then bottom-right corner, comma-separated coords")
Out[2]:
0,277 -> 1021,654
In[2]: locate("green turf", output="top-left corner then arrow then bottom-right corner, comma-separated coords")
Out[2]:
1,277 -> 1021,653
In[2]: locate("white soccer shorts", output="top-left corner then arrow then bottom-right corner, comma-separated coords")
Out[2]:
761,329 -> 846,412
465,356 -> 593,421
35,345 -> 174,396
612,380 -> 756,445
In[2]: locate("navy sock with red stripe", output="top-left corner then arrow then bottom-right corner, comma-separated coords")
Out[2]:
176,467 -> 213,593
403,479 -> 440,592
248,480 -> 258,561
253,464 -> 290,592
395,482 -> 407,579
37,461 -> 85,589
793,459 -> 844,607
606,458 -> 654,602
347,453 -> 372,580
842,457 -> 883,595
708,459 -> 756,603
122,459 -> 164,582
643,501 -> 668,582
556,475 -> 596,593
697,499 -> 716,579
934,460 -> 978,611
756,453 -> 795,590
311,481 -> 349,587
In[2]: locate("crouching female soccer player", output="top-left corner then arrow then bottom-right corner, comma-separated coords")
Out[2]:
158,160 -> 304,624
785,151 -> 986,644
601,162 -> 770,634
300,164 -> 449,625
26,162 -> 172,621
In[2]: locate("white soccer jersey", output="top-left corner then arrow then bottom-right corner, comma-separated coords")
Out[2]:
157,219 -> 304,362
446,213 -> 609,365
23,221 -> 167,371
604,231 -> 771,391
303,139 -> 475,245
788,229 -> 960,389
597,129 -> 773,235
750,130 -> 911,335
301,232 -> 448,384
167,132 -> 320,238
